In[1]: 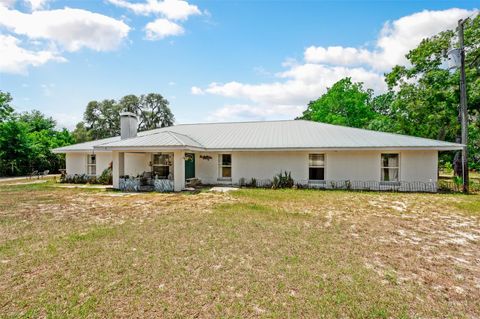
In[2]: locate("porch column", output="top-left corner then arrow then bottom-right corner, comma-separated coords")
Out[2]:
112,151 -> 125,189
173,150 -> 185,191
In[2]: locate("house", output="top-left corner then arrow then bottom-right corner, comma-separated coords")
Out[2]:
53,112 -> 463,192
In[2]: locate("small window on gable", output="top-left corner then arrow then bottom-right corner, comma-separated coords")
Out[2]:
87,154 -> 96,176
218,154 -> 232,179
309,154 -> 325,180
381,153 -> 399,182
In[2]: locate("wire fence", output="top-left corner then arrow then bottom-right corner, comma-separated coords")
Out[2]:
238,178 -> 480,193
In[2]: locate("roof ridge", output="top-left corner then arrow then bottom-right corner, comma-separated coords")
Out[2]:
312,121 -> 461,145
173,119 -> 300,127
165,130 -> 205,148
164,131 -> 186,146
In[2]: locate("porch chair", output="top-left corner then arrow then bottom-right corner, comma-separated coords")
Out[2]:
28,170 -> 38,180
39,170 -> 49,179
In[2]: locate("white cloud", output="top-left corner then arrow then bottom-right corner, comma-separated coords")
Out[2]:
0,0 -> 15,8
0,6 -> 130,52
51,112 -> 83,130
203,64 -> 386,106
145,18 -> 184,40
107,0 -> 201,20
41,83 -> 55,96
0,34 -> 65,74
198,8 -> 476,122
25,0 -> 50,10
191,86 -> 204,95
208,104 -> 303,122
107,0 -> 201,40
305,8 -> 477,71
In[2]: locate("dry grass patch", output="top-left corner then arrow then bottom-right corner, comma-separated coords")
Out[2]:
0,183 -> 479,318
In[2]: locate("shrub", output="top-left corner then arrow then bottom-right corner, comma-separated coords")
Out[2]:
248,178 -> 257,188
238,177 -> 246,187
271,171 -> 294,189
97,167 -> 112,185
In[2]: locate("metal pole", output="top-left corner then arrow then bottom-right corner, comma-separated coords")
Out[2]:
458,19 -> 469,193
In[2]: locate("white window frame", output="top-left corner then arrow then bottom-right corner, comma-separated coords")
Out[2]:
381,153 -> 400,182
86,154 -> 96,176
308,154 -> 325,181
218,154 -> 232,180
152,153 -> 173,179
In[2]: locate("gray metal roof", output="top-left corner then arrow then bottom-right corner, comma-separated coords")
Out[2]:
53,120 -> 464,152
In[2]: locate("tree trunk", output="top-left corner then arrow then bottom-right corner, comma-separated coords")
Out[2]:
453,135 -> 462,177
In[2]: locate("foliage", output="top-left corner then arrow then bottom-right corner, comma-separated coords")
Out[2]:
301,15 -> 480,172
0,91 -> 14,122
384,15 -> 480,172
71,122 -> 92,143
272,171 -> 294,189
0,104 -> 74,176
60,174 -> 98,184
120,93 -> 174,131
97,166 -> 113,185
59,168 -> 112,185
300,78 -> 376,128
84,99 -> 122,140
79,93 -> 175,141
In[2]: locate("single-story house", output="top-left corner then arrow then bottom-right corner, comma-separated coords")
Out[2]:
53,112 -> 463,192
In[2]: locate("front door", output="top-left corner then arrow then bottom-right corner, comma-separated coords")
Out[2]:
185,153 -> 195,180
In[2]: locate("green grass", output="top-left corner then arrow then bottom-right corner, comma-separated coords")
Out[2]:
0,183 -> 479,318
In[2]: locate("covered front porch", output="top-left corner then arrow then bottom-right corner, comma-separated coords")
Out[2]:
112,150 -> 203,192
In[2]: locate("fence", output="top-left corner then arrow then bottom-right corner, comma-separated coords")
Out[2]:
238,178 -> 480,193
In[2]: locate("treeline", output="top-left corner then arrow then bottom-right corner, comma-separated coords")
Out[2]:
72,93 -> 174,142
0,92 -> 175,177
0,91 -> 73,176
301,15 -> 480,172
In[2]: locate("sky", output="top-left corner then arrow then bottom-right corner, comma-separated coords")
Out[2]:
0,0 -> 478,130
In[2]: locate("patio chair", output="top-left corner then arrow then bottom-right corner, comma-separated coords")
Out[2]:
29,170 -> 38,180
39,170 -> 49,179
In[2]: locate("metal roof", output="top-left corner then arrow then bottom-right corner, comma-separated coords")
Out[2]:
53,120 -> 464,152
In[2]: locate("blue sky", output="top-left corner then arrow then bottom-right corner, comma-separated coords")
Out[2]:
0,0 -> 478,129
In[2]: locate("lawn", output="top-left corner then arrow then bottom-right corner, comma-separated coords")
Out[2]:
0,182 -> 479,318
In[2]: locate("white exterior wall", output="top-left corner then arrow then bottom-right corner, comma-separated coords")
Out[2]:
65,153 -> 86,175
324,151 -> 380,181
65,152 -> 112,176
399,150 -> 438,182
69,149 -> 439,189
202,150 -> 438,185
196,152 -> 219,184
96,152 -> 112,176
124,153 -> 150,177
232,151 -> 309,183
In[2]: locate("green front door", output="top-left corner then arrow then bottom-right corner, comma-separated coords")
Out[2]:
185,153 -> 195,180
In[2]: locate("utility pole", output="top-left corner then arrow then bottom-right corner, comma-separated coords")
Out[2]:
458,19 -> 469,193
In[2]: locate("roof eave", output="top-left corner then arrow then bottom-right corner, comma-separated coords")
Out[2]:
93,145 -> 206,152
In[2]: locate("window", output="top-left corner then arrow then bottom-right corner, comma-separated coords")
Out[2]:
153,153 -> 172,179
309,154 -> 325,180
87,154 -> 96,176
381,153 -> 399,182
218,154 -> 232,179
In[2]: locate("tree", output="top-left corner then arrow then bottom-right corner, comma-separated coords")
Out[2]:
300,78 -> 376,128
81,93 -> 175,139
137,93 -> 174,130
72,122 -> 92,143
0,120 -> 31,175
0,94 -> 74,176
385,14 -> 480,172
84,100 -> 122,139
0,91 -> 14,122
